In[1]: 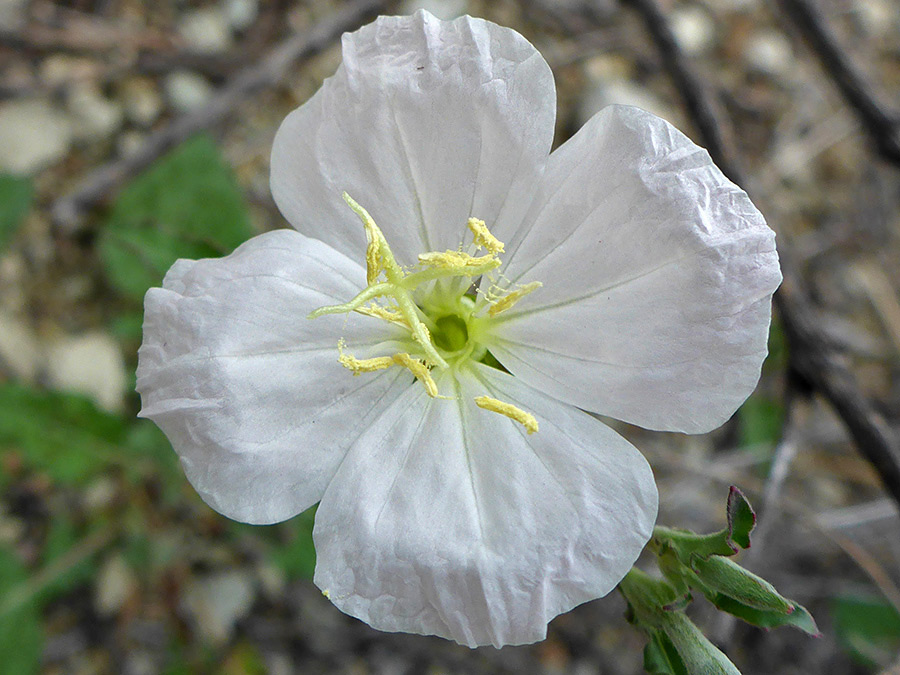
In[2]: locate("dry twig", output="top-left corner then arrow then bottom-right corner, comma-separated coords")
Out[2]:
776,0 -> 900,167
621,0 -> 900,512
51,0 -> 384,234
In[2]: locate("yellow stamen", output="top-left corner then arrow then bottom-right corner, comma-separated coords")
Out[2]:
474,395 -> 539,434
392,353 -> 440,397
467,218 -> 504,254
488,281 -> 543,317
418,250 -> 499,270
338,351 -> 396,374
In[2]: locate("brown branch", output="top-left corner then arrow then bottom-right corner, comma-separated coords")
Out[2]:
51,0 -> 385,235
622,0 -> 900,511
776,0 -> 900,167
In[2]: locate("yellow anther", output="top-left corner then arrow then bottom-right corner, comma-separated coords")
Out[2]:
356,303 -> 408,326
418,250 -> 499,270
343,192 -> 387,284
488,281 -> 543,317
467,218 -> 504,255
474,395 -> 539,434
392,353 -> 439,398
322,589 -> 331,599
338,352 -> 396,374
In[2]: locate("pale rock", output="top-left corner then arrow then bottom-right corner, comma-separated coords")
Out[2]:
122,77 -> 163,127
165,71 -> 215,113
183,571 -> 256,644
45,332 -> 127,412
0,0 -> 28,30
83,476 -> 118,511
224,0 -> 258,31
400,0 -> 468,20
579,79 -> 679,128
179,8 -> 232,54
744,30 -> 794,78
854,0 -> 897,37
95,554 -> 137,616
671,5 -> 717,56
67,84 -> 124,142
0,311 -> 41,381
0,99 -> 73,174
118,131 -> 146,159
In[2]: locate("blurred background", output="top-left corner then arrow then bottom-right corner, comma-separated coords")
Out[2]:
0,0 -> 899,673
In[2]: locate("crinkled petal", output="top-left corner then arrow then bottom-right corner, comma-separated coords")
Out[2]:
490,105 -> 782,434
137,229 -> 410,524
312,364 -> 657,647
270,10 -> 555,266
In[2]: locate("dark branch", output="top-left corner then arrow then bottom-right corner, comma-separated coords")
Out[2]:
51,0 -> 384,235
776,0 -> 900,167
623,0 -> 900,511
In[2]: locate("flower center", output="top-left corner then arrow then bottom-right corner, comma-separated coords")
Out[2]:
431,314 -> 469,353
308,193 -> 542,434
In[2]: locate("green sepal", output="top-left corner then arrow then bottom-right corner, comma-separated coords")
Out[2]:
726,487 -> 756,550
644,631 -> 688,675
711,593 -> 820,635
658,611 -> 742,675
652,526 -> 737,563
692,555 -> 793,614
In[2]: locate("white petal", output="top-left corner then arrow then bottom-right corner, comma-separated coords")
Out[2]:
137,229 -> 411,524
270,11 -> 555,266
491,105 -> 782,434
312,365 -> 657,648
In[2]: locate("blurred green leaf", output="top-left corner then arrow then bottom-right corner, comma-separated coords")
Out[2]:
36,517 -> 99,605
0,547 -> 42,675
738,395 -> 785,448
99,134 -> 252,302
833,595 -> 900,668
269,506 -> 317,580
0,383 -> 126,484
0,174 -> 33,252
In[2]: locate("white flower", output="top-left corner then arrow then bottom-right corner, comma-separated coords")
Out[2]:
137,11 -> 782,648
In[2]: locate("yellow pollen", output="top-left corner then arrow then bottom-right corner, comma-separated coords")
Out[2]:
418,250 -> 499,270
392,353 -> 439,398
343,192 -> 386,284
488,281 -> 543,317
356,303 -> 408,326
467,218 -> 504,254
338,348 -> 395,374
474,395 -> 539,434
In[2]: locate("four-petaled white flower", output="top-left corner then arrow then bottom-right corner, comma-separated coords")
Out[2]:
137,11 -> 782,648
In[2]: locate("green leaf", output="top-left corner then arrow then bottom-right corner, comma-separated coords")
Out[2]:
833,595 -> 900,667
726,487 -> 755,550
0,547 -> 42,675
0,174 -> 33,252
644,631 -> 688,675
99,134 -> 252,301
738,394 -> 785,448
711,594 -> 819,635
268,506 -> 317,580
692,556 -> 793,614
0,383 -> 126,484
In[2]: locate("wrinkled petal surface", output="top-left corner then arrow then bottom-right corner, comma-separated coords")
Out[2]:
491,105 -> 782,434
271,10 -> 555,266
137,229 -> 410,524
313,364 -> 657,647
